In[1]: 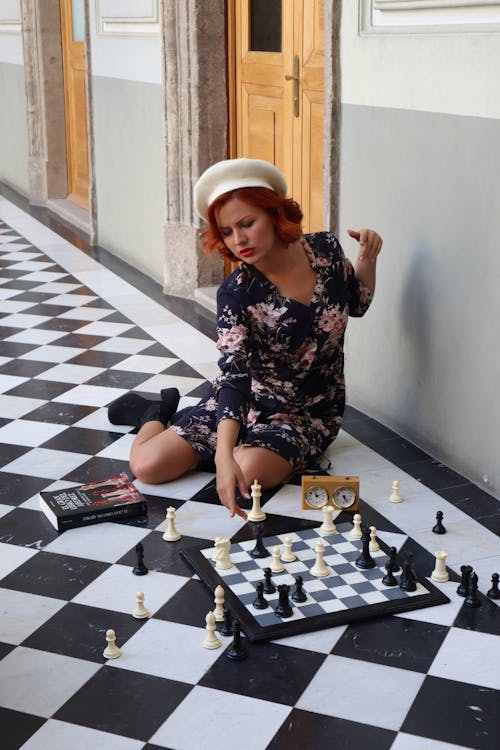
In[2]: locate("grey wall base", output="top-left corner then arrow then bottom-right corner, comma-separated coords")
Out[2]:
340,104 -> 500,498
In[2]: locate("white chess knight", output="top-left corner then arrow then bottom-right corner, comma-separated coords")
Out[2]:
215,537 -> 234,570
348,513 -> 363,540
431,550 -> 449,582
389,480 -> 403,503
247,479 -> 266,522
162,506 -> 181,541
310,539 -> 329,577
319,505 -> 337,536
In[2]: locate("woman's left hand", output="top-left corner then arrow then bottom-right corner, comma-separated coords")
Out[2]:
347,228 -> 383,263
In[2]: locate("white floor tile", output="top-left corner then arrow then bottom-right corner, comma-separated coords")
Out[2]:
34,363 -> 105,384
1,447 -> 92,479
73,407 -> 132,433
412,520 -> 500,566
0,418 -> 67,447
75,321 -> 135,337
0,541 -> 38,579
136,373 -> 205,397
44,521 -> 149,563
0,394 -> 46,418
0,589 -> 66,645
5,328 -> 67,345
391,734 -> 469,750
92,336 -> 153,354
111,354 -> 179,373
53,384 -> 126,407
172,499 -> 247,540
19,720 -> 144,750
96,433 -> 135,460
428,628 -> 500,689
134,471 -> 214,501
0,373 -> 28,393
19,344 -> 86,363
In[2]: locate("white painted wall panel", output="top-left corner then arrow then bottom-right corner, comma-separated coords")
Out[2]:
0,32 -> 23,65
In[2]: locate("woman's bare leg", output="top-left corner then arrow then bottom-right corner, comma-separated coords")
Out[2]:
233,445 -> 293,491
130,422 -> 201,484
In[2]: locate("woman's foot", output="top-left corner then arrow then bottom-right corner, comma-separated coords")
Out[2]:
108,389 -> 180,427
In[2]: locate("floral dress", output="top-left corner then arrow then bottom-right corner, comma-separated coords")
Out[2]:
172,231 -> 372,472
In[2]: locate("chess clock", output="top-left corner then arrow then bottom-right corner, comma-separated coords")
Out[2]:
301,475 -> 360,512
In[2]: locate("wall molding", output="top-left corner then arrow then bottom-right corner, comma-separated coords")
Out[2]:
96,0 -> 160,36
362,0 -> 500,33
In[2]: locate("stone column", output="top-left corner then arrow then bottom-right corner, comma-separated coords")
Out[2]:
324,0 -> 341,235
160,0 -> 226,297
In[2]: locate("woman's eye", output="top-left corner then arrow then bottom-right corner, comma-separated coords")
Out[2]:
242,221 -> 254,228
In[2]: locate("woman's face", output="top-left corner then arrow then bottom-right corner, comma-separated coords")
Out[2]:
215,196 -> 284,265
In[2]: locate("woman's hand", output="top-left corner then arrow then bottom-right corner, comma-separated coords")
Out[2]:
347,228 -> 383,263
215,454 -> 249,520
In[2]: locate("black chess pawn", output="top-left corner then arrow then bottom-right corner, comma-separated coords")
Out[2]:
399,555 -> 417,592
226,619 -> 248,660
388,546 -> 401,573
263,567 -> 276,594
253,581 -> 269,610
274,584 -> 293,618
382,556 -> 398,587
219,606 -> 233,637
355,524 -> 376,569
464,571 -> 481,608
457,564 -> 473,597
292,575 -> 307,603
250,522 -> 270,558
432,510 -> 446,534
487,572 -> 500,600
132,542 -> 148,576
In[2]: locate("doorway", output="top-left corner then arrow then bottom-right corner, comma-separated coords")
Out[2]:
229,0 -> 324,233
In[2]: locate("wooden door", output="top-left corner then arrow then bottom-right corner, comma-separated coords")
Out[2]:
231,0 -> 324,233
60,0 -> 90,209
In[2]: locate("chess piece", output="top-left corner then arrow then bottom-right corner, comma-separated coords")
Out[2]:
432,511 -> 446,535
348,513 -> 363,540
369,526 -> 380,552
310,540 -> 329,577
215,537 -> 234,570
214,585 -> 225,622
399,555 -> 417,592
388,546 -> 401,573
464,571 -> 481,608
103,629 -> 121,659
281,536 -> 296,562
162,506 -> 181,542
274,584 -> 293,618
382,557 -> 398,587
226,619 -> 248,660
247,479 -> 266,522
132,542 -> 148,575
219,607 -> 233,636
250,522 -> 269,558
292,575 -> 307,603
487,572 -> 500,600
270,546 -> 285,573
203,611 -> 222,649
457,565 -> 472,597
253,581 -> 269,610
389,480 -> 403,503
355,524 -> 376,569
212,536 -> 223,561
319,505 -> 337,536
431,550 -> 449,582
263,568 -> 276,594
132,591 -> 150,619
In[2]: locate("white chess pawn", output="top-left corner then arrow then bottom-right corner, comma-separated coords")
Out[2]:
310,540 -> 329,578
202,611 -> 221,649
281,536 -> 296,562
431,550 -> 449,582
215,537 -> 234,570
348,513 -> 363,540
389,480 -> 403,503
247,479 -> 266,522
103,628 -> 121,659
162,506 -> 181,541
369,526 -> 380,552
213,585 -> 225,622
319,505 -> 337,536
132,591 -> 150,619
271,546 -> 285,573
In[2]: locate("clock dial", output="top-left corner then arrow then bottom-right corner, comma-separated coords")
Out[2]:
304,485 -> 329,508
332,486 -> 357,508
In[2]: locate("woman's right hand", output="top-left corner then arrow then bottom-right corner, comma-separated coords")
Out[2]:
215,454 -> 249,519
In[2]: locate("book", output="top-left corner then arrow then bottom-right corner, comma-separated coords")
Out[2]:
39,472 -> 147,531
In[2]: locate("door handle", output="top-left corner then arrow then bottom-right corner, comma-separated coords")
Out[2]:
285,55 -> 300,118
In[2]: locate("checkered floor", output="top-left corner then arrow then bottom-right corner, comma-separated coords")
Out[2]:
0,194 -> 499,750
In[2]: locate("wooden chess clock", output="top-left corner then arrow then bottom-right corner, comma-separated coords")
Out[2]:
301,475 -> 360,512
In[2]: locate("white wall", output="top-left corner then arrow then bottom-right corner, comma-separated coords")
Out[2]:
339,1 -> 500,498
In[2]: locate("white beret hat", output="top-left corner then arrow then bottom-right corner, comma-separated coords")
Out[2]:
194,158 -> 287,219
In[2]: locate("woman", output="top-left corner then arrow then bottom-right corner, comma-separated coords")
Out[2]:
109,158 -> 382,519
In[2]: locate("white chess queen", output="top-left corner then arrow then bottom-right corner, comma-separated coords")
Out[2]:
109,159 -> 382,520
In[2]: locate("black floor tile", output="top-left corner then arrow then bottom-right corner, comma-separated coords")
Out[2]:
453,595 -> 500,636
21,402 -> 97,425
438,483 -> 500,518
40,426 -> 123,454
0,475 -> 51,508
6,380 -> 73,400
403,459 -> 467,491
86,369 -> 153,390
0,359 -> 54,377
62,456 -> 132,484
117,528 -> 202,578
66,349 -> 131,368
1,707 -> 46,750
0,443 -> 30,469
154,578 -> 216,628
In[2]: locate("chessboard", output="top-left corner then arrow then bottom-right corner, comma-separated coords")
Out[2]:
182,524 -> 450,642
1,201 -> 499,750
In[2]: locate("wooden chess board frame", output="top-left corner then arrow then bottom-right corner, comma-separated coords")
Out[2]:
181,531 -> 450,643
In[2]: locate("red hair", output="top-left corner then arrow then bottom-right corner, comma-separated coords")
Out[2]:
199,187 -> 303,260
